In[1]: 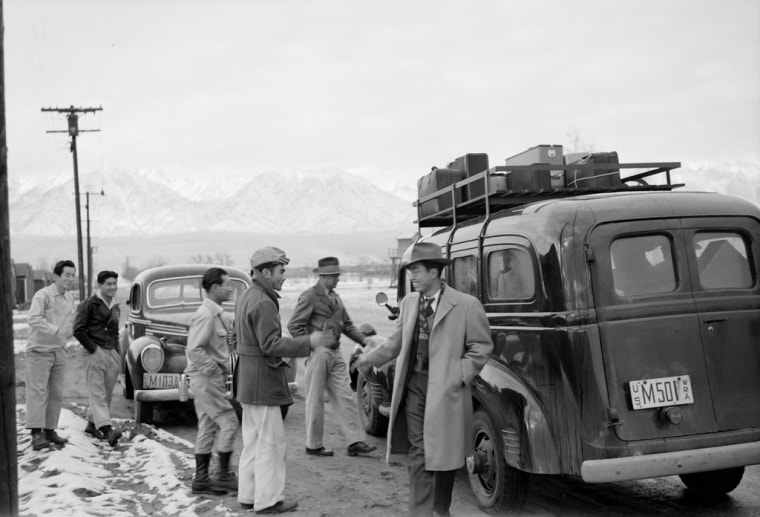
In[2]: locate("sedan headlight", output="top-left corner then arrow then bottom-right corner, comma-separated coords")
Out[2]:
140,344 -> 164,373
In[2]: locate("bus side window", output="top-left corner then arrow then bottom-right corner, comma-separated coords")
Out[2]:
452,255 -> 478,296
488,248 -> 535,300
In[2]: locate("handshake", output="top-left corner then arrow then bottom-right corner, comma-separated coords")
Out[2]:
309,330 -> 337,350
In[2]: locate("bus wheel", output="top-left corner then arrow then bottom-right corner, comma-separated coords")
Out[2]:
467,409 -> 529,514
679,467 -> 744,495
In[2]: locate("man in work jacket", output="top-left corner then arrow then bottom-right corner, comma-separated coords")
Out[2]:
26,259 -> 77,451
287,256 -> 376,457
185,267 -> 239,496
73,270 -> 123,447
234,246 -> 332,514
355,242 -> 493,517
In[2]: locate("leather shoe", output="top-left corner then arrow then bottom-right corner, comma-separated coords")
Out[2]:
31,432 -> 52,451
305,446 -> 334,457
347,441 -> 377,456
239,502 -> 253,511
257,500 -> 298,514
99,425 -> 122,447
44,429 -> 68,445
84,421 -> 105,439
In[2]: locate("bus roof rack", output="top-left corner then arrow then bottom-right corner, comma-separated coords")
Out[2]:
415,161 -> 682,228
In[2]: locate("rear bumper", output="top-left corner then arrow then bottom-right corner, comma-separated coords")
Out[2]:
581,441 -> 760,483
134,381 -> 299,403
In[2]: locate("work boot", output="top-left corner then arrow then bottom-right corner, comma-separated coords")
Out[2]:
212,450 -> 238,491
31,431 -> 52,451
192,453 -> 228,496
85,421 -> 105,439
99,425 -> 122,447
44,429 -> 69,446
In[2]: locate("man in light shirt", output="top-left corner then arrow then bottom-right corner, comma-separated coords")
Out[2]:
25,260 -> 77,451
185,267 -> 239,496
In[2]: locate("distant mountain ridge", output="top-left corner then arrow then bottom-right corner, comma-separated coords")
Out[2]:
8,161 -> 759,239
9,168 -> 418,237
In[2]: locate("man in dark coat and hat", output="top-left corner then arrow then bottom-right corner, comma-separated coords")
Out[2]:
235,246 -> 332,514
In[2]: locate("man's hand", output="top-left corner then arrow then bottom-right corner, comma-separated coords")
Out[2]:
309,330 -> 334,351
362,335 -> 387,350
353,353 -> 372,376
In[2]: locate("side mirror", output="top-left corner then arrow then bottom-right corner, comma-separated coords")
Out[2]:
375,292 -> 399,321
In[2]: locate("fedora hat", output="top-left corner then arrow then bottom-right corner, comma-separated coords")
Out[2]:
313,256 -> 345,275
401,242 -> 451,268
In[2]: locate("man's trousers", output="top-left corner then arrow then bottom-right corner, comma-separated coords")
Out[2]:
25,348 -> 66,430
238,403 -> 287,511
405,371 -> 457,517
190,369 -> 239,454
83,347 -> 120,428
304,347 -> 365,449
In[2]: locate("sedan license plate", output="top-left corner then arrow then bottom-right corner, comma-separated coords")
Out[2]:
629,375 -> 694,410
143,373 -> 180,389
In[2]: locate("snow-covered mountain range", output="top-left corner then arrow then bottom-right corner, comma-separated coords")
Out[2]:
7,161 -> 759,239
8,168 -> 418,237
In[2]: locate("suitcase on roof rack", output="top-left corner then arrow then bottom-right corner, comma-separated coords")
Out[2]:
417,166 -> 466,217
566,151 -> 621,187
450,153 -> 490,200
505,145 -> 565,188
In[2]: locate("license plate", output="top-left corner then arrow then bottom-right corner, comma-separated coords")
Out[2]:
143,373 -> 180,389
629,375 -> 694,410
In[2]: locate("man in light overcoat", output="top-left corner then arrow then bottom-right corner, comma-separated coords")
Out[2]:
355,241 -> 493,517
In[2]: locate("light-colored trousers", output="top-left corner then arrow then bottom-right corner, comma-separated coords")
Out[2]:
25,348 -> 66,430
238,403 -> 286,511
190,369 -> 239,454
83,347 -> 121,429
304,348 -> 365,449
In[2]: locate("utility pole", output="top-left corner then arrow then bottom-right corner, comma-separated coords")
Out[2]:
0,0 -> 19,514
84,189 -> 105,296
40,105 -> 102,298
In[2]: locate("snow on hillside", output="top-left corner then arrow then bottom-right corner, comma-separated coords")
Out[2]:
9,168 -> 416,237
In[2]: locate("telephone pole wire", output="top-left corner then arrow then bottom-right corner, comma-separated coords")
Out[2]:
40,105 -> 102,298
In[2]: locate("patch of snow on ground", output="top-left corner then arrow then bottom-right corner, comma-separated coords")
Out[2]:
16,406 -> 220,517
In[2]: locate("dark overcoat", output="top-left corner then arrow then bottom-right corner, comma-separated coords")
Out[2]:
234,270 -> 311,406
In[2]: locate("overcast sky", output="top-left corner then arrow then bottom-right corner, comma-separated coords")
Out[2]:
4,0 -> 759,191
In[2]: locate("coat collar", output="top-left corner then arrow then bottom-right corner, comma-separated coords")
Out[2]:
409,282 -> 456,330
251,269 -> 280,303
432,283 -> 456,329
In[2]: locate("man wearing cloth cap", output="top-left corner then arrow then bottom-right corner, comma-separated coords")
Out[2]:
235,246 -> 333,514
287,257 -> 377,458
354,242 -> 493,517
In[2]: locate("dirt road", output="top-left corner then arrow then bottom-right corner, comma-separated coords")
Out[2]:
14,346 -> 760,517
12,280 -> 760,516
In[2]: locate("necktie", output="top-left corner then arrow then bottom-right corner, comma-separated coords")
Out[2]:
423,296 -> 435,318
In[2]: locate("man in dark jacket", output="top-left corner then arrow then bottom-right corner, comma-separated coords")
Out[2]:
235,246 -> 332,514
73,270 -> 122,447
287,257 -> 376,457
